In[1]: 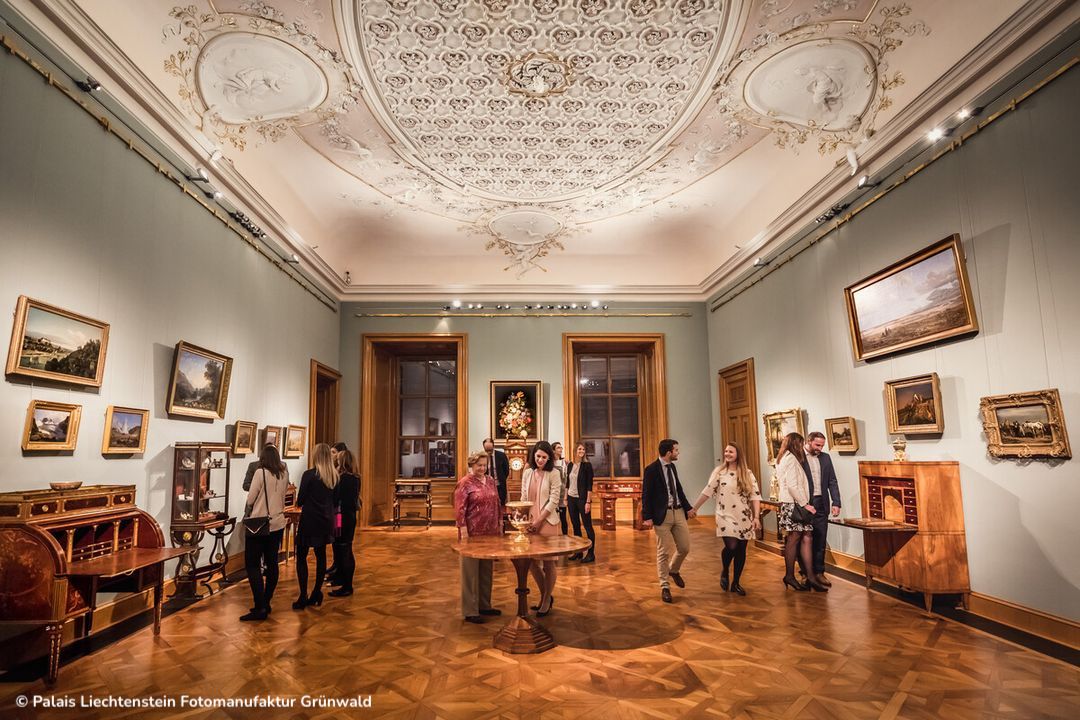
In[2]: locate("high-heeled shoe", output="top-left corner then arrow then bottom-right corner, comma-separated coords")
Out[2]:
720,570 -> 730,591
729,583 -> 746,596
536,595 -> 553,617
308,590 -> 324,606
530,594 -> 553,611
328,587 -> 352,597
292,596 -> 308,610
783,576 -> 809,592
806,577 -> 829,592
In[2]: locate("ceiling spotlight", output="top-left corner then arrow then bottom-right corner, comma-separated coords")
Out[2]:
857,174 -> 870,188
209,149 -> 223,163
590,300 -> 600,308
752,257 -> 769,268
601,305 -> 608,310
451,300 -> 462,308
206,189 -> 223,201
443,305 -> 451,311
285,253 -> 300,264
344,271 -> 352,286
476,304 -> 484,309
570,303 -> 578,308
957,108 -> 971,120
76,76 -> 102,92
547,305 -> 555,310
927,127 -> 944,141
186,167 -> 210,183
467,303 -> 474,309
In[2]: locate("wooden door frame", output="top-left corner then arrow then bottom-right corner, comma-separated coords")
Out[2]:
359,333 -> 468,527
309,359 -> 342,459
562,333 -> 668,466
717,358 -> 760,482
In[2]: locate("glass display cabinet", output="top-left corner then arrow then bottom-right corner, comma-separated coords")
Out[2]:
169,442 -> 235,597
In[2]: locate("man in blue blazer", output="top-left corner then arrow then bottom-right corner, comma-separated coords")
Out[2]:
803,432 -> 842,585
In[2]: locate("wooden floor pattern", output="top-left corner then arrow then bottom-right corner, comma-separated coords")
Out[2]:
2,524 -> 1078,719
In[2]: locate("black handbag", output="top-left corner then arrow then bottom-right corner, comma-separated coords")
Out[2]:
243,473 -> 271,536
789,502 -> 814,525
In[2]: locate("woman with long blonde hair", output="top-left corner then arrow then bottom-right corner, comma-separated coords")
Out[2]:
691,442 -> 761,595
294,443 -> 339,609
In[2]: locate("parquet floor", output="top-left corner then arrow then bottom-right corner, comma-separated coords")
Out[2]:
2,525 -> 1078,719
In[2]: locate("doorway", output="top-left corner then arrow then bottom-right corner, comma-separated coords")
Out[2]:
717,358 -> 760,482
309,360 -> 341,458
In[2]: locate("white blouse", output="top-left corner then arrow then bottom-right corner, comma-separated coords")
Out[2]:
776,453 -> 810,506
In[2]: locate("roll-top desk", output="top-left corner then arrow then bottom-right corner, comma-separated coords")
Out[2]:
596,479 -> 643,531
836,461 -> 970,611
0,485 -> 189,684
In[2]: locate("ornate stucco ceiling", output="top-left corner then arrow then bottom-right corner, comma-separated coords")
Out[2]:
34,0 -> 1052,294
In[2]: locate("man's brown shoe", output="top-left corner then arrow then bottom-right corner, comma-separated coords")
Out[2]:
661,588 -> 673,603
669,572 -> 686,589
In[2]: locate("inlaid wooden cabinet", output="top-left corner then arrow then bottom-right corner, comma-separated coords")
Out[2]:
855,461 -> 970,611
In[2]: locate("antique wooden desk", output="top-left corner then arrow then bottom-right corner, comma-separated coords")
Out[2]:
393,479 -> 432,529
593,478 -> 643,531
0,485 -> 190,684
452,534 -> 591,654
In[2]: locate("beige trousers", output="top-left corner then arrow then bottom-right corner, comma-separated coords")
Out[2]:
654,508 -> 690,588
460,557 -> 494,617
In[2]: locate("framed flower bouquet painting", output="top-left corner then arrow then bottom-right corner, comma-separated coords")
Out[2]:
490,381 -> 542,444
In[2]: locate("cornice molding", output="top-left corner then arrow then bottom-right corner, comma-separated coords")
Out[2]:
339,283 -> 708,303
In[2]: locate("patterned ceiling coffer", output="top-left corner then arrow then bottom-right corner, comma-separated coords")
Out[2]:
162,2 -> 361,150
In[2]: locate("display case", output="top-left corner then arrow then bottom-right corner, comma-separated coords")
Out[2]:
169,442 -> 235,597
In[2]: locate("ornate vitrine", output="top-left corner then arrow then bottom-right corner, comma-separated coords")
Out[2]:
170,442 -> 235,597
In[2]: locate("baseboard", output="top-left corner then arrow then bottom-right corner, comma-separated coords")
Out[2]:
756,538 -> 1079,651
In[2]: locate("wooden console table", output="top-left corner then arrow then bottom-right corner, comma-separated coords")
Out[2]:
452,534 -> 591,654
393,479 -> 432,529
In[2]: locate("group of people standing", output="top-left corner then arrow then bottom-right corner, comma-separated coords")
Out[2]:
239,441 -> 360,621
456,430 -> 842,620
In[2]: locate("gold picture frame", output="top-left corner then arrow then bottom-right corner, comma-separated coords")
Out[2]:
845,235 -> 979,362
490,380 -> 543,444
263,425 -> 283,452
23,399 -> 82,451
885,373 -> 944,435
5,296 -> 110,387
824,416 -> 859,453
232,420 -> 257,455
284,424 -> 307,458
762,407 -> 805,464
102,406 -> 148,455
165,341 -> 233,419
980,388 -> 1071,459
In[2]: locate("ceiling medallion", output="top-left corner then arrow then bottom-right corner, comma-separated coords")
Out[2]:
504,52 -> 574,98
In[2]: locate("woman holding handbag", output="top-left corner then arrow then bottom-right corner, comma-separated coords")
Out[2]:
294,443 -> 338,609
240,444 -> 289,621
776,432 -> 827,592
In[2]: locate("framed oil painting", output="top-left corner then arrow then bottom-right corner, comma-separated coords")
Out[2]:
284,424 -> 307,458
845,235 -> 978,362
166,341 -> 233,419
490,380 -> 543,444
762,407 -> 805,464
263,425 -> 282,452
232,420 -> 257,455
980,388 -> 1071,459
824,416 -> 859,453
5,296 -> 109,387
102,406 -> 148,454
22,399 -> 82,451
885,373 -> 944,435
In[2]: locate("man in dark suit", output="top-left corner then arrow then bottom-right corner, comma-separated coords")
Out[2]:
803,432 -> 842,586
641,438 -> 696,603
483,437 -> 510,506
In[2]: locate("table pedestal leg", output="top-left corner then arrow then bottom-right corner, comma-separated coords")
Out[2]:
493,558 -> 555,654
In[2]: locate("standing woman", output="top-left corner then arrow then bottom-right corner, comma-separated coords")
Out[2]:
551,441 -> 569,536
294,443 -> 338,609
521,440 -> 562,615
240,444 -> 289,621
454,451 -> 503,623
565,442 -> 596,563
328,449 -> 360,597
777,433 -> 827,592
690,443 -> 760,595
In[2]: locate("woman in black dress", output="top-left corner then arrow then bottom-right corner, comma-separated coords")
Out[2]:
328,449 -> 360,597
294,442 -> 338,609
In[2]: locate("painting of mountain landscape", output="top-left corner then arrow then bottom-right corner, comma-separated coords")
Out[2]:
22,400 -> 81,451
6,296 -> 109,386
166,341 -> 232,419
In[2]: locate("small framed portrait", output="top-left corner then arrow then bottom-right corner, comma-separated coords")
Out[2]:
885,373 -> 944,435
232,420 -> 257,455
263,425 -> 283,452
102,406 -> 149,455
284,424 -> 307,458
23,399 -> 82,451
980,388 -> 1071,459
5,296 -> 110,387
762,408 -> 805,464
824,417 -> 859,453
166,341 -> 233,419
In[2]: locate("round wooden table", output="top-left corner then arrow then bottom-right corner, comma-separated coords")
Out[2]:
452,533 -> 592,654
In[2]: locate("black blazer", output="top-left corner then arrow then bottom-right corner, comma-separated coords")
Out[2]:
641,459 -> 691,526
336,472 -> 360,538
296,469 -> 335,546
565,461 -> 594,499
802,452 -> 842,508
490,449 -> 510,505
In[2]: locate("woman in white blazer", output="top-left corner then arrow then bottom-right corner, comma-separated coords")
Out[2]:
776,432 -> 827,592
520,440 -> 563,616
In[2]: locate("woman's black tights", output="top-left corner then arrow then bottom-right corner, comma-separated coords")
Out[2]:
783,530 -> 813,580
296,542 -> 326,600
721,537 -> 748,586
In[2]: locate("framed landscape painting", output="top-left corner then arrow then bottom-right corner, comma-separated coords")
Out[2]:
885,373 -> 944,435
166,341 -> 233,419
263,425 -> 283,452
825,416 -> 859,453
980,388 -> 1071,459
845,235 -> 978,362
102,406 -> 149,455
490,380 -> 543,444
284,424 -> 307,458
762,407 -> 805,464
22,399 -> 82,451
232,420 -> 257,455
5,296 -> 109,387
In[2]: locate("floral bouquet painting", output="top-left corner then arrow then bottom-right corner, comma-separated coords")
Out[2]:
490,382 -> 542,443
